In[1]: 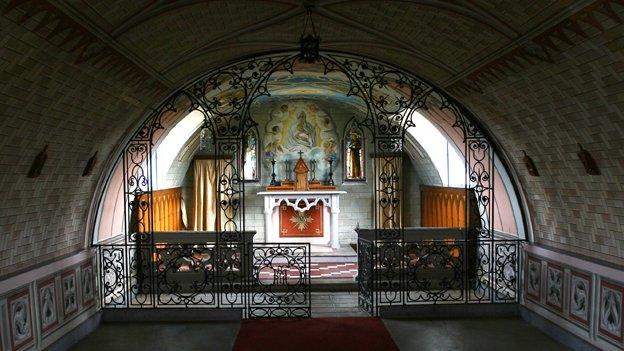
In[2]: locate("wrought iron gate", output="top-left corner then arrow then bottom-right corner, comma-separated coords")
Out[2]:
94,50 -> 526,319
248,243 -> 311,318
97,241 -> 311,318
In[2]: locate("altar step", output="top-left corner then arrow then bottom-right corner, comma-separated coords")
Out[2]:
310,244 -> 357,263
309,258 -> 358,291
311,279 -> 358,292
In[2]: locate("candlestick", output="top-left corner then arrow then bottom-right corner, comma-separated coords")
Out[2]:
327,157 -> 334,186
284,159 -> 292,181
310,159 -> 317,181
270,158 -> 278,186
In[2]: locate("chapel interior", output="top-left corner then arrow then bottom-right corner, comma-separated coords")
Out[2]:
0,1 -> 622,351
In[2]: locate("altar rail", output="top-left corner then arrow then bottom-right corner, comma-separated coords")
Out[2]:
95,232 -> 310,319
356,228 -> 524,316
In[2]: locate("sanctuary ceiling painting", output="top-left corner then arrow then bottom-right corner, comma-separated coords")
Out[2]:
263,101 -> 339,180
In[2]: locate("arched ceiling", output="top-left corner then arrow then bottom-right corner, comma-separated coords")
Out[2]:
7,0 -> 593,92
2,0 -> 623,275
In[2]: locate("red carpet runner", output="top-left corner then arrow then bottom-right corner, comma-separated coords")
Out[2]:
233,317 -> 399,351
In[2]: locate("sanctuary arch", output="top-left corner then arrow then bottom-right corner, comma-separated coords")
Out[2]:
92,50 -> 526,317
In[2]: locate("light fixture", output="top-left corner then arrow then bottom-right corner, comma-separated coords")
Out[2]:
82,151 -> 98,176
299,6 -> 320,63
522,150 -> 539,177
27,145 -> 48,178
577,144 -> 600,175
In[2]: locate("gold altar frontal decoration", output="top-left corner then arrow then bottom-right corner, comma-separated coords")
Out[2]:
279,203 -> 324,237
266,154 -> 336,191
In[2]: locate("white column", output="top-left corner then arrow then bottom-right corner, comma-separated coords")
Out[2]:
263,196 -> 273,243
330,194 -> 340,249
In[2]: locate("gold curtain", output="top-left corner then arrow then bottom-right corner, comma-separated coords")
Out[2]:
132,188 -> 184,234
420,185 -> 466,228
374,156 -> 402,229
192,158 -> 231,231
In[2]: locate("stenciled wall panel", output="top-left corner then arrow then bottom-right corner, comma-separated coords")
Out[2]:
0,251 -> 98,351
523,245 -> 624,350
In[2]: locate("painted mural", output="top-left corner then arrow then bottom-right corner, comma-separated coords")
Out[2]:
263,101 -> 338,181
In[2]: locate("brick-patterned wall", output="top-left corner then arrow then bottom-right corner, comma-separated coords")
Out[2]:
0,15 -> 162,277
2,0 -> 622,283
455,20 -> 624,265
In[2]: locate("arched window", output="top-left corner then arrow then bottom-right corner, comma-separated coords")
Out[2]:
243,127 -> 260,181
343,119 -> 365,181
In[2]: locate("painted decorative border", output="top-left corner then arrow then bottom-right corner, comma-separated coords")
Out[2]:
61,270 -> 78,319
524,245 -> 624,350
598,279 -> 624,344
0,251 -> 96,351
80,262 -> 95,308
7,289 -> 34,351
568,270 -> 591,328
525,255 -> 541,303
545,262 -> 564,313
37,277 -> 58,334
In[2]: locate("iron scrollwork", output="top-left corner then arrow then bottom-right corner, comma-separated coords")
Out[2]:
96,50 -> 523,317
248,244 -> 311,318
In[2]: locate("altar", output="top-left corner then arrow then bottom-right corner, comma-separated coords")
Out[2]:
258,190 -> 346,249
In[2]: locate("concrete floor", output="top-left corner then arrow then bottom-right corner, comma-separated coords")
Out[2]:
383,318 -> 567,351
70,318 -> 566,351
70,293 -> 567,351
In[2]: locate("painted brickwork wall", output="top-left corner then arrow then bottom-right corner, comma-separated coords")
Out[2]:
456,18 -> 624,265
0,14 -> 160,277
2,0 -> 622,291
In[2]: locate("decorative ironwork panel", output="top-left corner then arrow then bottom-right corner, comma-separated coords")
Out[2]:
100,246 -> 127,308
124,141 -> 152,244
357,238 -> 374,315
217,243 -> 245,308
154,244 -> 217,307
404,241 -> 464,303
493,241 -> 520,302
468,241 -> 492,302
248,243 -> 311,318
216,140 -> 243,242
376,240 -> 403,306
128,245 -> 154,307
466,139 -> 494,239
374,138 -> 403,241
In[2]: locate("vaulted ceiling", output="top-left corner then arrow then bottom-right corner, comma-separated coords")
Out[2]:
1,0 -> 623,275
6,0 -> 610,96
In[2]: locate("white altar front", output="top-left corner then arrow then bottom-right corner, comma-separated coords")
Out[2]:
258,190 -> 346,249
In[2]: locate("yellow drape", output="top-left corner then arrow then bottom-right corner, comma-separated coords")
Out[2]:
192,158 -> 231,231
